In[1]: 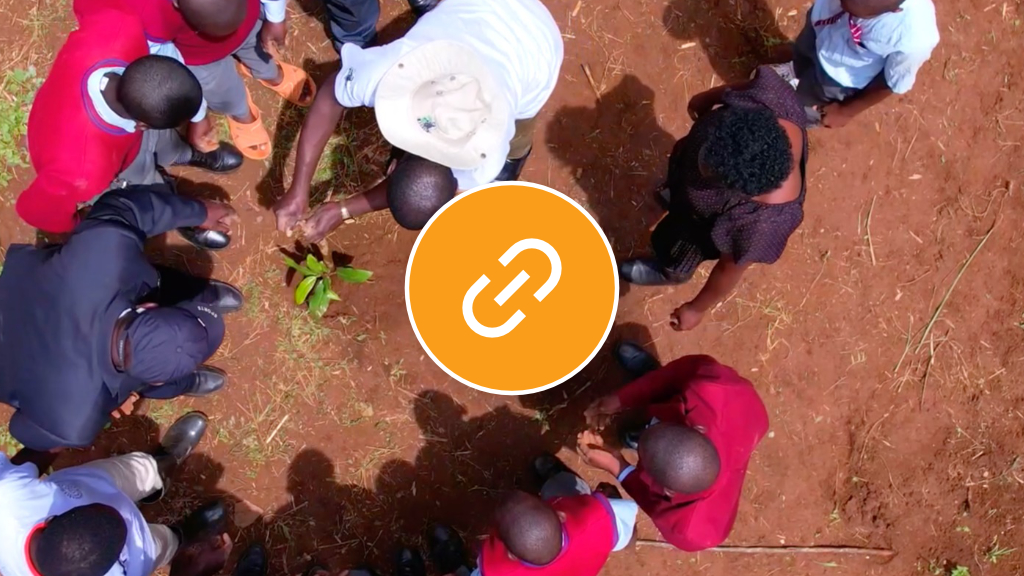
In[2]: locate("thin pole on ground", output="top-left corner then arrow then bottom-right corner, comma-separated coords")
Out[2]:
636,540 -> 896,560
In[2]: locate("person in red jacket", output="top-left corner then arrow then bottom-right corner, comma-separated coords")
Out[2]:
17,5 -> 240,246
577,342 -> 770,552
389,454 -> 638,576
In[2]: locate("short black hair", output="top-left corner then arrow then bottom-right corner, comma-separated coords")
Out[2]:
639,423 -> 720,494
700,106 -> 793,197
178,0 -> 247,36
494,491 -> 562,565
387,154 -> 457,230
34,504 -> 128,576
119,56 -> 202,129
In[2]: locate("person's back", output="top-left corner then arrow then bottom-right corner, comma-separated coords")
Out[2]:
479,492 -> 619,576
18,7 -> 149,231
0,212 -> 160,449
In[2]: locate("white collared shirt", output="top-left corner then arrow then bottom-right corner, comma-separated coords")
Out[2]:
810,0 -> 939,93
333,0 -> 563,189
0,457 -> 156,576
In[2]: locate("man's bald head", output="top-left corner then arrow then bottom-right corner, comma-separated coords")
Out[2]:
495,491 -> 562,565
639,423 -> 720,494
178,0 -> 247,37
840,0 -> 904,18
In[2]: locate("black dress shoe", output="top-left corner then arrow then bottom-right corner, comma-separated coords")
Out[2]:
394,548 -> 426,576
198,280 -> 245,313
493,149 -> 531,182
427,525 -> 470,575
234,544 -> 268,576
533,452 -> 574,484
177,227 -> 231,251
160,411 -> 209,463
173,500 -> 228,546
614,341 -> 661,379
142,411 -> 209,504
618,258 -> 682,286
407,0 -> 439,17
183,144 -> 244,174
184,366 -> 227,397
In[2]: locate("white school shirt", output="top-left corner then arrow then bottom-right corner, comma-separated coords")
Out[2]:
0,457 -> 157,576
466,498 -> 639,576
810,0 -> 939,94
333,0 -> 564,190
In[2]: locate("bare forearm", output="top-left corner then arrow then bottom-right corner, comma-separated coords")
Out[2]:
689,257 -> 747,312
292,72 -> 345,196
838,75 -> 893,118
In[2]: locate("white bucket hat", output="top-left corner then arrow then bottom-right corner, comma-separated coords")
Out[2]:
375,40 -> 511,170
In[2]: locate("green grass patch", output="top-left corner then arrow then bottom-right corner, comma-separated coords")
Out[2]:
0,67 -> 42,189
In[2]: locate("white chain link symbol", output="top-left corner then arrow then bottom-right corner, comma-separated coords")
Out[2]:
462,239 -> 562,338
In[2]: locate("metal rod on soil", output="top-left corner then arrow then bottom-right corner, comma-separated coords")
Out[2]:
636,540 -> 896,558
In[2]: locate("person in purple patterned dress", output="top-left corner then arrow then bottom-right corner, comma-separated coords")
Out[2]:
619,66 -> 809,332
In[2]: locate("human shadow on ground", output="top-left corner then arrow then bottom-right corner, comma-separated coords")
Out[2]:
170,390 -> 564,574
254,15 -> 414,212
662,0 -> 791,83
546,75 -> 676,297
517,321 -> 655,454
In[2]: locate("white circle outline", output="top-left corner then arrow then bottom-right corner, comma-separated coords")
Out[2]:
405,181 -> 620,396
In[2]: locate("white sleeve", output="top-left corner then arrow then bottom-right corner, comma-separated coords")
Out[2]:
261,0 -> 287,23
148,40 -> 209,122
883,48 -> 934,95
607,498 -> 639,551
0,455 -> 40,482
616,465 -> 636,482
469,569 -> 481,576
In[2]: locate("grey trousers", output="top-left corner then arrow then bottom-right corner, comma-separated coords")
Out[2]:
792,10 -> 860,118
187,18 -> 280,119
540,471 -> 591,500
111,129 -> 192,189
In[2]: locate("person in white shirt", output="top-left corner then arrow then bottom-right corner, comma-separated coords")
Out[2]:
0,413 -> 227,576
772,0 -> 939,128
273,0 -> 564,240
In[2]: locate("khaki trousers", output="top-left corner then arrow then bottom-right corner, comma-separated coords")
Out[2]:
80,452 -> 180,568
508,117 -> 538,160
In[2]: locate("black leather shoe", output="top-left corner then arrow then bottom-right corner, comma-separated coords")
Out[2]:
618,258 -> 681,286
493,149 -> 531,182
183,143 -> 244,174
198,280 -> 244,313
427,525 -> 469,575
173,500 -> 228,546
234,544 -> 268,576
183,366 -> 227,397
177,227 -> 231,251
533,452 -> 574,484
614,341 -> 661,379
394,548 -> 426,576
142,411 -> 209,504
160,411 -> 209,463
407,0 -> 439,17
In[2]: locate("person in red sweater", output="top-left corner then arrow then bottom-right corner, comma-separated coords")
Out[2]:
577,342 -> 770,552
389,454 -> 638,576
121,0 -> 316,160
18,5 -> 240,247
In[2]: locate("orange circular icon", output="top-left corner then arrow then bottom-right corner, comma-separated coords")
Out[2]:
406,182 -> 618,395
